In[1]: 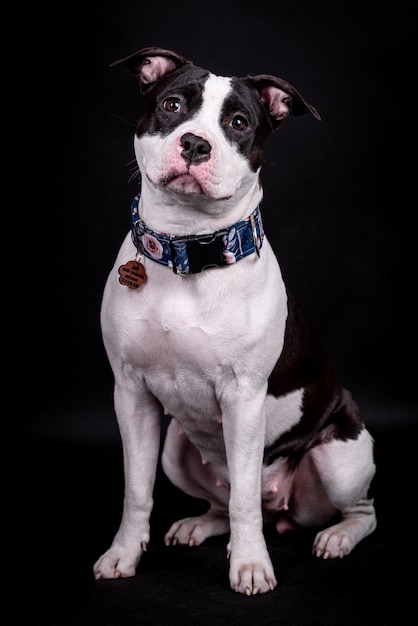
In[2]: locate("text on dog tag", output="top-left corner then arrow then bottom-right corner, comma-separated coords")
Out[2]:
118,260 -> 147,289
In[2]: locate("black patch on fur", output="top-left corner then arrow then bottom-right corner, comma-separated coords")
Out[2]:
264,293 -> 365,469
220,77 -> 274,172
136,65 -> 210,138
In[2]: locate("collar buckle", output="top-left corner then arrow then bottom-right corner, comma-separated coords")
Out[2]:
170,229 -> 229,274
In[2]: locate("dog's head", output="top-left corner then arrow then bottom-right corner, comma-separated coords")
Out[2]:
111,47 -> 320,212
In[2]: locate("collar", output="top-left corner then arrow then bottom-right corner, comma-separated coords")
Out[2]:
130,194 -> 264,275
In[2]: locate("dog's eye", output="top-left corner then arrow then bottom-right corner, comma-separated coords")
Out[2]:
163,97 -> 182,113
231,115 -> 249,131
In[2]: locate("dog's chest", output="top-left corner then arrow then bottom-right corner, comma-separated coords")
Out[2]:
104,254 -> 285,424
137,311 -> 219,409
115,273 -> 236,417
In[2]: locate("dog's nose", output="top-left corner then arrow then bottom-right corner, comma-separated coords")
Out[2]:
180,133 -> 211,164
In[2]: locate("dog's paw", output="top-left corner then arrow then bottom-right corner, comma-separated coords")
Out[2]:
228,541 -> 277,595
165,511 -> 230,547
312,526 -> 355,559
313,500 -> 377,559
229,558 -> 277,595
93,543 -> 145,579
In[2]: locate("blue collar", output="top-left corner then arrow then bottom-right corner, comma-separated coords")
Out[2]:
130,194 -> 264,275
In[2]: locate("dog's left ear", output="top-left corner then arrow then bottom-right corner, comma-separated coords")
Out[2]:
249,74 -> 321,128
110,46 -> 192,93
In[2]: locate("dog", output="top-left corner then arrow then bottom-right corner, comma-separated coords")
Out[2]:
93,46 -> 377,596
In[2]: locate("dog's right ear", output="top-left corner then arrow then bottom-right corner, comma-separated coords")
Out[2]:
110,47 -> 192,93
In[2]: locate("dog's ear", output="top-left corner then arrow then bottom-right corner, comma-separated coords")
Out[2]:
249,74 -> 321,128
110,47 -> 192,93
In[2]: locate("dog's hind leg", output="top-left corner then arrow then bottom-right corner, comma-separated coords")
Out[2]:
306,426 -> 377,559
162,418 -> 230,547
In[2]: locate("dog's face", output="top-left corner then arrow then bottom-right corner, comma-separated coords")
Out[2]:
112,48 -> 320,205
135,66 -> 274,201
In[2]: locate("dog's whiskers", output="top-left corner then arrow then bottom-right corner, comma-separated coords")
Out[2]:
126,159 -> 140,184
111,114 -> 137,129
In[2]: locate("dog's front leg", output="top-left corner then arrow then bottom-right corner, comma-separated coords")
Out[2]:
93,382 -> 162,579
222,388 -> 277,595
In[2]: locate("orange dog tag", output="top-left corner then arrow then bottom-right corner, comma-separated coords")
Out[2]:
118,260 -> 147,289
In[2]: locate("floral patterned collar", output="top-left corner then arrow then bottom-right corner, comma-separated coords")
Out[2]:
130,194 -> 264,276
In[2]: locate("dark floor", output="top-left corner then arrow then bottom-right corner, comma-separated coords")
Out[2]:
10,399 -> 417,626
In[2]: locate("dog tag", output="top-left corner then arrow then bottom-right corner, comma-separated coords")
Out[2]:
118,260 -> 147,289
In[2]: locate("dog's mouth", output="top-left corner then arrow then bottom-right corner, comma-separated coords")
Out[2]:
164,173 -> 204,195
146,170 -> 205,195
146,169 -> 233,201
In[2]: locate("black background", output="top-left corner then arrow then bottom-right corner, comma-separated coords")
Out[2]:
17,1 -> 417,624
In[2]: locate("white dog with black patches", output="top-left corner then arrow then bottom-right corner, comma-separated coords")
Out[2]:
93,47 -> 376,595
